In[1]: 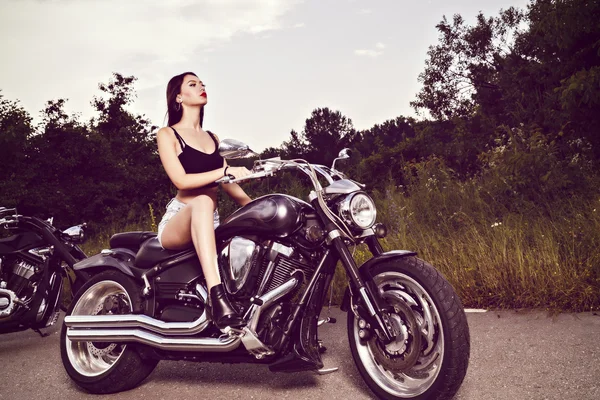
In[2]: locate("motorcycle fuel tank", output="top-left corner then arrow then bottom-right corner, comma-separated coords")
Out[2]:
216,194 -> 309,240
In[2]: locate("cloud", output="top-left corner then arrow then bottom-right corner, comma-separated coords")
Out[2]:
354,42 -> 385,57
1,0 -> 299,55
0,0 -> 301,82
0,0 -> 301,121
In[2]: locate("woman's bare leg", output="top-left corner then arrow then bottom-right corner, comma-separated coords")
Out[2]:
159,195 -> 220,290
159,195 -> 242,328
188,195 -> 221,289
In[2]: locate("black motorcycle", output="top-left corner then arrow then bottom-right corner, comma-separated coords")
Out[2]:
61,140 -> 470,400
0,207 -> 86,336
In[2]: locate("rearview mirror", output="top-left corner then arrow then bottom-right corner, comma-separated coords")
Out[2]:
332,148 -> 352,171
218,139 -> 258,159
63,223 -> 86,244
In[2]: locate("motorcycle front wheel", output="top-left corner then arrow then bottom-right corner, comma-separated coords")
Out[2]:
60,270 -> 158,393
347,257 -> 470,400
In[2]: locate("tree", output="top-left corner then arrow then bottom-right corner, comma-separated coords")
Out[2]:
411,8 -> 525,121
412,0 -> 600,174
0,92 -> 34,209
351,117 -> 416,187
303,108 -> 355,164
88,73 -> 170,223
516,0 -> 600,160
22,99 -> 95,224
1,74 -> 171,227
279,108 -> 356,165
279,129 -> 309,159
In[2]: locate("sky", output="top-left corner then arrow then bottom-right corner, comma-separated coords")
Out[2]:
0,0 -> 531,152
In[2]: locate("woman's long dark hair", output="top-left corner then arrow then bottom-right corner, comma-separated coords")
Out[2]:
166,72 -> 204,127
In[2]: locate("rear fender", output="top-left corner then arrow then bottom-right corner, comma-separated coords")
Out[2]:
73,248 -> 141,280
340,250 -> 416,312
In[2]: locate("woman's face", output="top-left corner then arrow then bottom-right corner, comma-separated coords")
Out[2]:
178,74 -> 207,107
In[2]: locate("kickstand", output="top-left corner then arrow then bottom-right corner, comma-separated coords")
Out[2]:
33,328 -> 50,338
318,285 -> 338,326
316,366 -> 339,375
315,287 -> 339,376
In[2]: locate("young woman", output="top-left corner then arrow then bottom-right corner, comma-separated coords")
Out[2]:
156,72 -> 252,329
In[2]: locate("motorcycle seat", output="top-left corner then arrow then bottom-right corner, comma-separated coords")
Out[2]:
134,236 -> 194,269
110,231 -> 157,252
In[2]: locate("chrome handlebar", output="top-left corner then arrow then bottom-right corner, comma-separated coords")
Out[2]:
215,169 -> 273,184
0,207 -> 18,226
215,158 -> 346,189
215,158 -> 288,185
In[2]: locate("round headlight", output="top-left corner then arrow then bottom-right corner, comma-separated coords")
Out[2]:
339,192 -> 377,230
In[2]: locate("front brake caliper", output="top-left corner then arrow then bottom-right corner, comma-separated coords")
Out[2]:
369,300 -> 422,372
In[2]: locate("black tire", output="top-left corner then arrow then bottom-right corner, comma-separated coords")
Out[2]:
347,257 -> 470,400
60,270 -> 158,394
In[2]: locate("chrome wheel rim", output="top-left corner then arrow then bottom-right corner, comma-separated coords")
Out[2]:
65,280 -> 131,377
352,271 -> 444,398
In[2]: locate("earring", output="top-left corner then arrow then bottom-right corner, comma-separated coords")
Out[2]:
176,102 -> 181,112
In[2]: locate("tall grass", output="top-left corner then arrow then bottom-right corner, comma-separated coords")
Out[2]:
367,164 -> 600,311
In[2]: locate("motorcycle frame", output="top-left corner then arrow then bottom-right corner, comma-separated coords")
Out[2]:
71,214 -> 408,366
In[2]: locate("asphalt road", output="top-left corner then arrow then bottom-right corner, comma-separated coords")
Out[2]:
0,308 -> 599,400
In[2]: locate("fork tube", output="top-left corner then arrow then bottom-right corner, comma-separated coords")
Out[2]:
309,200 -> 369,293
310,198 -> 394,341
330,236 -> 393,341
365,236 -> 384,256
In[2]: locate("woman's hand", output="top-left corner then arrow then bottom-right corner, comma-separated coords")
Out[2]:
227,166 -> 251,179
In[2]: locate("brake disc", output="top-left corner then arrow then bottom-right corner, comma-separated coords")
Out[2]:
87,342 -> 117,357
368,300 -> 422,372
86,294 -> 126,357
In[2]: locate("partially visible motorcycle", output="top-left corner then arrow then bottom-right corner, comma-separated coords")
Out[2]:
0,207 -> 87,336
61,140 -> 470,399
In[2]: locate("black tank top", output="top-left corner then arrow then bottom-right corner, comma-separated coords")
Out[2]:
171,127 -> 223,187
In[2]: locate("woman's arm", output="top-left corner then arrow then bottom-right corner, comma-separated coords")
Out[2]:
157,127 -> 225,190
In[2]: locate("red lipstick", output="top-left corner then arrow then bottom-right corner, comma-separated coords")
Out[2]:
201,93 -> 207,98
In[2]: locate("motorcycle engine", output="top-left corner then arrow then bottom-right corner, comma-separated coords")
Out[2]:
0,252 -> 46,314
219,237 -> 316,301
219,237 -> 318,351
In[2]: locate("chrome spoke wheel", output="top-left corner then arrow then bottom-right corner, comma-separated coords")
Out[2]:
352,271 -> 444,398
65,281 -> 131,377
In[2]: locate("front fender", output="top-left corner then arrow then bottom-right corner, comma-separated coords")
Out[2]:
73,248 -> 141,280
340,250 -> 416,312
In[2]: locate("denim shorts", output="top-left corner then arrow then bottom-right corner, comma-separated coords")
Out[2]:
157,198 -> 220,248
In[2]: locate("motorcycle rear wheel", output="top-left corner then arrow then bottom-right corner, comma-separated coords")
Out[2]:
347,257 -> 470,400
60,270 -> 158,393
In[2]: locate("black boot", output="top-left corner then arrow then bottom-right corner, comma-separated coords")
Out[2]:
210,284 -> 243,329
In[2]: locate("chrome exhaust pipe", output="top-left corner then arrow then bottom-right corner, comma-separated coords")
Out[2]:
246,275 -> 300,332
64,275 -> 301,353
64,275 -> 300,336
64,312 -> 210,336
66,328 -> 241,352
